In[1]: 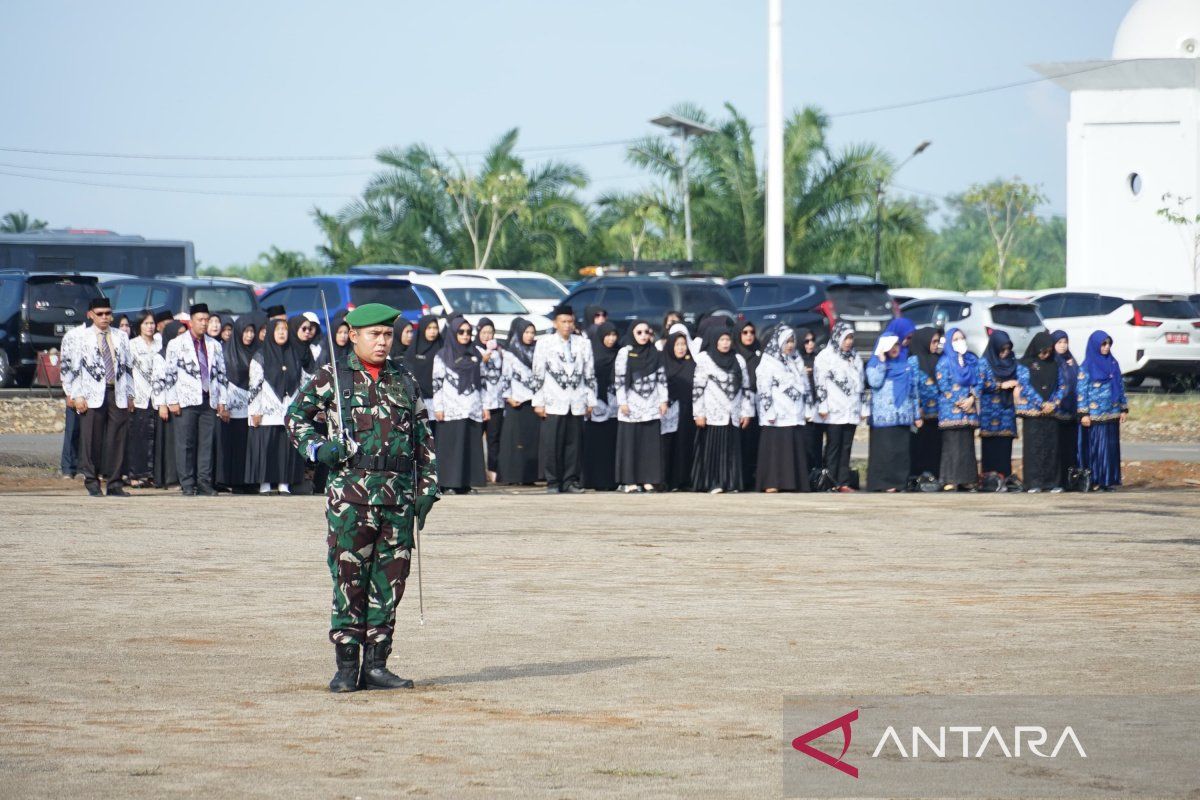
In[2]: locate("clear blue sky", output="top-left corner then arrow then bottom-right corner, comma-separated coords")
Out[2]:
0,0 -> 1133,267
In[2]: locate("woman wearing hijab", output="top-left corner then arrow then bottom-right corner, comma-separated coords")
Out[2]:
583,305 -> 608,336
216,316 -> 257,493
907,327 -> 943,480
661,328 -> 697,491
431,315 -> 487,493
657,310 -> 683,350
734,321 -> 763,489
315,311 -> 352,369
247,319 -> 305,494
1076,330 -> 1128,491
754,325 -> 811,493
865,319 -> 920,492
1050,331 -> 1081,487
474,317 -> 505,482
582,321 -> 620,491
1016,332 -> 1067,492
152,320 -> 184,490
796,328 -> 825,475
405,315 -> 443,430
287,315 -> 316,379
498,318 -> 542,484
813,323 -> 866,493
977,330 -> 1020,478
691,324 -> 755,493
936,327 -> 980,491
614,319 -> 669,492
124,310 -> 159,487
389,317 -> 414,367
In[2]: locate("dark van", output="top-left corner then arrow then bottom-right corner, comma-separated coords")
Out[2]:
0,270 -> 103,387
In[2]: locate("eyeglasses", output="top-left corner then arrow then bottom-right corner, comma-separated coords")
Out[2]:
456,328 -> 472,336
633,328 -> 651,336
92,310 -> 113,317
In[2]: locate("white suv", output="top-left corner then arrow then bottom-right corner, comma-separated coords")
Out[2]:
1028,288 -> 1200,389
441,269 -> 568,317
405,275 -> 554,340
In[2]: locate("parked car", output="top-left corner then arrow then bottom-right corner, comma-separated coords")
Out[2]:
0,270 -> 102,387
1028,288 -> 1200,390
257,276 -> 426,329
561,276 -> 738,335
441,269 -> 569,317
101,276 -> 259,321
888,287 -> 957,306
726,274 -> 898,352
347,263 -> 437,276
403,275 -> 553,339
900,293 -> 1046,357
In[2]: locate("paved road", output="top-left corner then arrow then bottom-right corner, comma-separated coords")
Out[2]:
7,431 -> 1198,467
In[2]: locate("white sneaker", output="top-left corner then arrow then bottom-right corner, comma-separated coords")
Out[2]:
259,482 -> 271,494
709,487 -> 724,495
278,484 -> 291,495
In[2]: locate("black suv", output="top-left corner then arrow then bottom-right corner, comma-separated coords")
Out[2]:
561,277 -> 738,334
725,274 -> 898,350
0,270 -> 103,387
100,276 -> 259,321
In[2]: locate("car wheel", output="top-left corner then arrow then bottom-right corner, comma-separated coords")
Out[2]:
0,350 -> 11,388
1162,373 -> 1195,394
1123,374 -> 1144,389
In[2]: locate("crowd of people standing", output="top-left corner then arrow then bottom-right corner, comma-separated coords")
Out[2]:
58,295 -> 1130,498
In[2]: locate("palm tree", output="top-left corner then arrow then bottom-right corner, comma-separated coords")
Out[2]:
0,211 -> 49,233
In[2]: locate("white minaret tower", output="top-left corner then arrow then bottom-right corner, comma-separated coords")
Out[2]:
1034,0 -> 1200,293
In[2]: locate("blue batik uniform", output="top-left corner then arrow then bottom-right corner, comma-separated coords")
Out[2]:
977,359 -> 1018,437
1076,369 -> 1128,422
866,358 -> 921,427
1016,362 -> 1067,417
935,360 -> 979,429
909,354 -> 940,421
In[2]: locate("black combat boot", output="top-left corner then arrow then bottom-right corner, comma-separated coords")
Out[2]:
359,642 -> 414,690
329,643 -> 360,693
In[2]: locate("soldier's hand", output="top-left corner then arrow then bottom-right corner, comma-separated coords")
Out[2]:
415,495 -> 438,529
315,440 -> 347,467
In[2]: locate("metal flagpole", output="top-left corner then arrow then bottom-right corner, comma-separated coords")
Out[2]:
765,0 -> 785,276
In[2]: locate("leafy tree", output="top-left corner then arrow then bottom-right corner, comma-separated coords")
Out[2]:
1156,192 -> 1200,292
0,211 -> 49,233
961,179 -> 1047,292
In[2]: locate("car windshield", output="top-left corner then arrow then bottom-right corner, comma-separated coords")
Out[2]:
1135,299 -> 1197,319
350,282 -> 423,311
679,284 -> 735,312
497,276 -> 565,300
989,304 -> 1043,328
442,287 -> 527,314
27,277 -> 99,312
827,285 -> 893,315
191,287 -> 257,315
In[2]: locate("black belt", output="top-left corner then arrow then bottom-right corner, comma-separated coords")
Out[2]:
348,452 -> 414,473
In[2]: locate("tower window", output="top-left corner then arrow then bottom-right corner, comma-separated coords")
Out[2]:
1128,173 -> 1143,196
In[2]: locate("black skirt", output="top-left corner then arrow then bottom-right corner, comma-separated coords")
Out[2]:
216,416 -> 250,488
662,401 -> 696,491
126,406 -> 156,480
483,408 -> 503,473
153,413 -> 178,489
909,421 -> 941,478
980,435 -> 1013,476
755,425 -> 809,492
1022,416 -> 1060,490
435,418 -> 486,489
867,425 -> 911,491
1057,419 -> 1079,487
939,427 -> 977,487
497,401 -> 541,484
741,418 -> 760,489
691,424 -> 742,492
616,420 -> 663,485
245,424 -> 305,486
582,418 -> 618,491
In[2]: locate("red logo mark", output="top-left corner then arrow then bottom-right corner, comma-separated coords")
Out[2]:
791,708 -> 859,778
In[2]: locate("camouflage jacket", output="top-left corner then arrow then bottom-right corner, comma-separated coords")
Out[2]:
286,352 -> 439,506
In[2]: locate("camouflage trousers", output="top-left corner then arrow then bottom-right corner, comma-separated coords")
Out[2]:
326,499 -> 413,645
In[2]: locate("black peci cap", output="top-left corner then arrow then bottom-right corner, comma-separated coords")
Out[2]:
153,308 -> 174,324
264,304 -> 286,317
550,304 -> 574,320
188,303 -> 209,315
89,297 -> 112,310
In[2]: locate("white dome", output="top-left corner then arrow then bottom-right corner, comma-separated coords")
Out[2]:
1113,0 -> 1200,59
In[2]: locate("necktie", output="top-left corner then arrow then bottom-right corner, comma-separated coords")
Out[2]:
99,331 -> 115,384
195,335 -> 210,392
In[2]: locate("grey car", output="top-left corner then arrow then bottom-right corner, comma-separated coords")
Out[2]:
900,294 -> 1046,356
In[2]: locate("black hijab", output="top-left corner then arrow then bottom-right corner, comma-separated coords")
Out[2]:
405,314 -> 442,397
911,327 -> 941,378
287,315 -> 315,372
473,317 -> 496,349
663,330 -> 695,404
584,305 -> 607,335
389,317 -> 413,362
1021,331 -> 1059,400
223,316 -> 257,390
589,321 -> 619,399
257,319 -> 302,398
621,319 -> 663,387
159,320 -> 184,358
319,310 -> 352,369
241,310 -> 268,354
984,329 -> 1018,381
506,317 -> 536,369
734,320 -> 761,392
702,324 -> 742,394
439,314 -> 481,392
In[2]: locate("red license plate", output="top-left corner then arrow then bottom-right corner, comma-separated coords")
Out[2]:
1166,333 -> 1189,344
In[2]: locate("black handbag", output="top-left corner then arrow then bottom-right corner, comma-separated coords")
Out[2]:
979,471 -> 1006,492
1004,474 -> 1025,493
1067,466 -> 1092,493
809,468 -> 835,493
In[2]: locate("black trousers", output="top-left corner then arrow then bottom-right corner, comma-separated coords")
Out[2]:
540,413 -> 582,490
823,423 -> 856,488
484,407 -> 503,473
61,405 -> 80,476
175,394 -> 216,492
78,387 -> 130,492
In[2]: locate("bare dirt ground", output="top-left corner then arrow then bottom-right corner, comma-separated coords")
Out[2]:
1,487 -> 1198,799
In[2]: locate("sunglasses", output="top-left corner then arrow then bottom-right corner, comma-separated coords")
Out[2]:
92,310 -> 113,317
456,328 -> 472,335
633,328 -> 651,336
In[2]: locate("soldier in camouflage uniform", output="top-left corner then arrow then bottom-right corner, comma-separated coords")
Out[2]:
286,303 -> 440,693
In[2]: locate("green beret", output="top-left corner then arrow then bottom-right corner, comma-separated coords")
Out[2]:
344,303 -> 401,328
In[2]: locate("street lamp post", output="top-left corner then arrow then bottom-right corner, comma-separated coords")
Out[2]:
873,140 -> 932,283
651,114 -> 716,263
